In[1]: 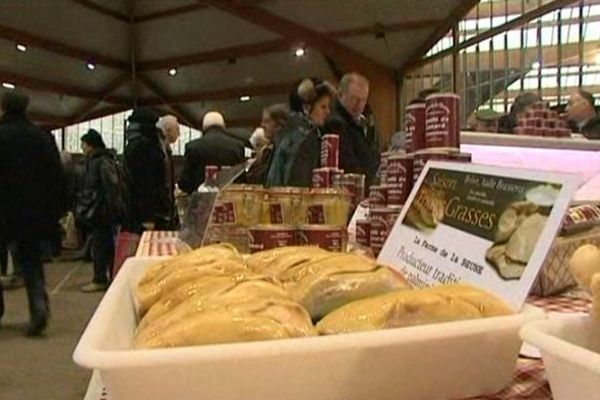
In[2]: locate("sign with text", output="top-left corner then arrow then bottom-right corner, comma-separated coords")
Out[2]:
378,162 -> 580,308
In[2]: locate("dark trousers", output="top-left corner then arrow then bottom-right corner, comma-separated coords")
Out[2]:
90,225 -> 115,285
11,240 -> 48,321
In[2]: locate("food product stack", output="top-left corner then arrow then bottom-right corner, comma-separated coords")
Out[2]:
357,93 -> 473,258
514,101 -> 571,137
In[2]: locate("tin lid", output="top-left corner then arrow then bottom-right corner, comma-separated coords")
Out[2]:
322,133 -> 340,138
388,153 -> 415,160
298,224 -> 344,231
425,93 -> 460,100
406,103 -> 426,110
370,207 -> 400,214
414,147 -> 460,156
249,224 -> 296,231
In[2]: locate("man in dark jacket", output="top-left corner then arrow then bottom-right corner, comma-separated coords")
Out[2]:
178,112 -> 246,194
76,129 -> 120,292
323,73 -> 380,186
567,89 -> 600,139
124,108 -> 176,232
0,91 -> 65,336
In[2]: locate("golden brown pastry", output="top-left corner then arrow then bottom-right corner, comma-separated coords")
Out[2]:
316,284 -> 513,335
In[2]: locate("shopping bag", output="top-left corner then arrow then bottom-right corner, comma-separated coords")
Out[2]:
112,230 -> 140,279
61,212 -> 80,250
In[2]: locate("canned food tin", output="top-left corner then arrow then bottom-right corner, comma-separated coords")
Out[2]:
312,168 -> 332,188
369,185 -> 388,206
248,224 -> 297,253
386,184 -> 406,206
298,224 -> 345,252
205,165 -> 219,182
386,153 -> 414,202
413,148 -> 458,183
369,207 -> 401,257
425,93 -> 460,148
406,103 -> 426,152
321,134 -> 340,168
355,219 -> 371,247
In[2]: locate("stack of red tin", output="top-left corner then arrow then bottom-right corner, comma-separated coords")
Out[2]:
313,134 -> 366,208
514,102 -> 571,137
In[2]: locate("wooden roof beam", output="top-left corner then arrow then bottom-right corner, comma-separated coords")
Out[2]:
0,24 -> 129,70
70,73 -> 130,124
138,75 -> 201,128
137,81 -> 293,106
0,70 -> 129,103
69,0 -> 130,22
138,18 -> 444,71
29,111 -> 69,126
401,0 -> 480,73
135,0 -> 268,23
201,0 -> 393,79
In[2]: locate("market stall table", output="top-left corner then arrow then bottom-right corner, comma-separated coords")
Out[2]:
82,235 -> 592,400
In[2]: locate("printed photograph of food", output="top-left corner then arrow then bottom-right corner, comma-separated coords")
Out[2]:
404,184 -> 447,231
485,184 -> 560,280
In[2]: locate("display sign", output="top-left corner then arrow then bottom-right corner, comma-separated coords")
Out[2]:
378,161 -> 580,308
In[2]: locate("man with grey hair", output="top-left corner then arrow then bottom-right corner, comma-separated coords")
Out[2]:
178,111 -> 246,193
157,114 -> 181,145
156,114 -> 180,228
323,72 -> 380,186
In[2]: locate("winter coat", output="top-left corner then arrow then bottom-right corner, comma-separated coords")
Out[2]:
323,100 -> 380,186
265,112 -> 320,188
75,149 -> 121,227
0,113 -> 66,241
246,144 -> 274,185
178,126 -> 246,194
124,122 -> 176,232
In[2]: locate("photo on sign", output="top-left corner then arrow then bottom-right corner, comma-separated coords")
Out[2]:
402,168 -> 562,281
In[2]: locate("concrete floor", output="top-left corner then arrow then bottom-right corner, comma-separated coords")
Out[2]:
0,260 -> 104,400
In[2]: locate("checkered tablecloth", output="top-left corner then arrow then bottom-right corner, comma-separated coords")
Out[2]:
134,231 -> 189,257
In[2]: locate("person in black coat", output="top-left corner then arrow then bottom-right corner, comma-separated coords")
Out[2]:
566,89 -> 600,139
178,112 -> 246,194
124,108 -> 176,232
76,130 -> 120,292
0,91 -> 66,336
322,73 -> 380,187
265,78 -> 336,188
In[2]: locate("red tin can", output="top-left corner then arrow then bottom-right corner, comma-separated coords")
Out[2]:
386,184 -> 406,206
386,153 -> 414,202
406,103 -> 426,152
298,225 -> 345,252
312,168 -> 331,188
248,225 -> 297,253
413,148 -> 458,183
205,165 -> 219,182
425,93 -> 460,148
356,219 -> 371,248
321,134 -> 340,168
369,207 -> 401,257
369,185 -> 388,206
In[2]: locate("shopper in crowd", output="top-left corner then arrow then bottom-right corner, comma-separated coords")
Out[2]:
266,78 -> 336,187
75,130 -> 121,292
124,108 -> 176,232
498,92 -> 542,133
323,73 -> 380,186
178,111 -> 246,194
156,115 -> 180,228
567,89 -> 600,139
246,104 -> 288,184
467,109 -> 503,133
0,91 -> 66,336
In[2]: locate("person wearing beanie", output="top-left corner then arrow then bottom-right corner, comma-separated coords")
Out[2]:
124,107 -> 177,232
178,111 -> 246,194
76,129 -> 121,293
0,91 -> 66,336
265,77 -> 336,187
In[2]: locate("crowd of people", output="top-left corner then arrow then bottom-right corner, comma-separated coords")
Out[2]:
1,70 -> 598,337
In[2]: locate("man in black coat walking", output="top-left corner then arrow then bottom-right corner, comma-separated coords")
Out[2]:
0,91 -> 65,336
178,112 -> 246,194
323,73 -> 380,187
124,108 -> 176,232
76,129 -> 120,292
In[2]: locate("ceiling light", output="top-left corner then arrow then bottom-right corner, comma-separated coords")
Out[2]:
168,68 -> 177,76
239,95 -> 251,102
294,47 -> 306,57
2,82 -> 16,90
531,61 -> 541,70
86,62 -> 96,71
16,43 -> 27,52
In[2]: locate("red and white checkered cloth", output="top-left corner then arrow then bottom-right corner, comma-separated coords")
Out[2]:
134,231 -> 188,257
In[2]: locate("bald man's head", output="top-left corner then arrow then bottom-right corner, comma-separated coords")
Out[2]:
157,115 -> 180,144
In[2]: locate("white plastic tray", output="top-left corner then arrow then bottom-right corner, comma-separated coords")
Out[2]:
74,257 -> 543,400
520,314 -> 600,400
